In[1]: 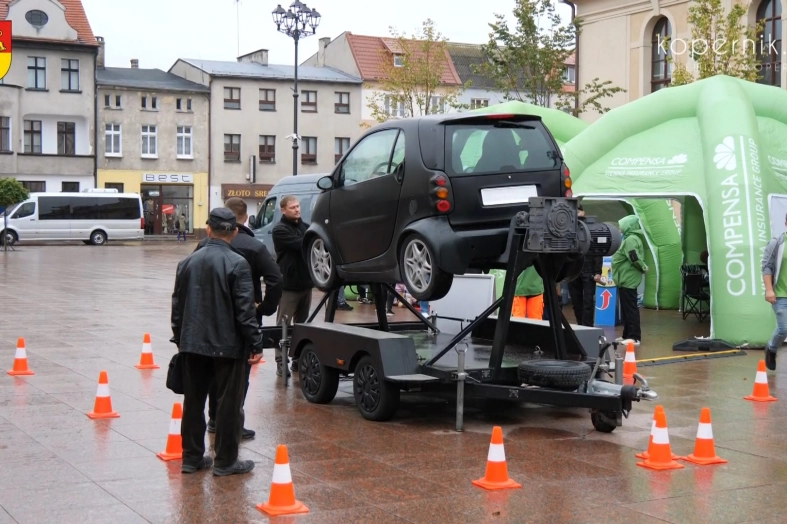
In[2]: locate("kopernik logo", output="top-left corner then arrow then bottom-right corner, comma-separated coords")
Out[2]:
0,21 -> 11,81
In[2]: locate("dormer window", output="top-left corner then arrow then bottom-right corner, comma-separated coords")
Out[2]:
393,54 -> 404,67
25,10 -> 49,28
562,65 -> 575,84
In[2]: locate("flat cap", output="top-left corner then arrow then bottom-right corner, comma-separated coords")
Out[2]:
206,207 -> 237,231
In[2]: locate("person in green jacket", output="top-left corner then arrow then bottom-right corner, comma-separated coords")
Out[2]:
513,266 -> 545,319
611,215 -> 649,344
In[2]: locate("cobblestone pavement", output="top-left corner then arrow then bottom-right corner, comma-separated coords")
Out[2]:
2,242 -> 787,523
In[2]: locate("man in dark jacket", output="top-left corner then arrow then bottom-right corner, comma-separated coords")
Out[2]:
567,204 -> 603,326
194,197 -> 283,440
171,208 -> 264,476
272,195 -> 314,376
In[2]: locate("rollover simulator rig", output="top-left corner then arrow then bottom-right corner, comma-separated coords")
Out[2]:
275,197 -> 658,432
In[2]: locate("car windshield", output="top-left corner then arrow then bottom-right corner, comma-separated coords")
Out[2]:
446,122 -> 559,176
0,203 -> 20,218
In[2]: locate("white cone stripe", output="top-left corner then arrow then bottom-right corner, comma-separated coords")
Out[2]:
14,347 -> 26,359
96,383 -> 111,397
696,422 -> 713,440
487,443 -> 506,462
652,426 -> 670,445
169,418 -> 181,435
649,419 -> 656,435
625,352 -> 636,362
271,463 -> 293,484
755,371 -> 768,383
141,343 -> 153,354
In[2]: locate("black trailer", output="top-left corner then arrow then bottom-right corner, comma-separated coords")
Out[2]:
273,198 -> 659,432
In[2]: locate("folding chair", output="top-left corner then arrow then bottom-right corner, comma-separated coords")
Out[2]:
681,266 -> 710,322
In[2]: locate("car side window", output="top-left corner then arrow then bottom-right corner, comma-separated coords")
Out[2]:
13,202 -> 35,219
390,131 -> 405,172
340,129 -> 399,187
259,198 -> 277,227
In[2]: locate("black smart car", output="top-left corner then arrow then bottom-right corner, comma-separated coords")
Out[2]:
304,111 -> 572,301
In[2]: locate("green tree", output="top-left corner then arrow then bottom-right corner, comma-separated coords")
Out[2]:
366,19 -> 468,125
0,178 -> 29,250
475,0 -> 624,117
667,0 -> 764,85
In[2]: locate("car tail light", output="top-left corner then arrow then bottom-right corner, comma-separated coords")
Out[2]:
436,200 -> 451,212
561,163 -> 572,197
430,174 -> 452,213
140,217 -> 145,230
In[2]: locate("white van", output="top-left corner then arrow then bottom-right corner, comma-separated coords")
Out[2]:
0,190 -> 144,246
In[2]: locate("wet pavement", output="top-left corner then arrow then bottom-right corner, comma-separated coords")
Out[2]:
1,242 -> 786,523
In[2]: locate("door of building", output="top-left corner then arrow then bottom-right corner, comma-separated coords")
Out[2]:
141,184 -> 194,236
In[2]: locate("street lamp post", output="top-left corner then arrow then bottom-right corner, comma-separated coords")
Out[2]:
272,1 -> 321,177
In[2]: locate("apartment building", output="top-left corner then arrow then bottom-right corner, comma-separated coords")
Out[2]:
571,0 -> 781,122
0,0 -> 98,192
95,39 -> 210,237
169,49 -> 363,211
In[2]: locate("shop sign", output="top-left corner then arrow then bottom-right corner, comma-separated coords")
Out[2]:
221,184 -> 273,199
142,173 -> 194,184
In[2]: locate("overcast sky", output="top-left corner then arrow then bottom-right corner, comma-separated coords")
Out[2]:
81,0 -> 573,71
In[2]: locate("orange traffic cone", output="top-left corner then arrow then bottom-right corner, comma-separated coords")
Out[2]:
256,445 -> 309,516
635,405 -> 678,460
472,426 -> 522,490
156,402 -> 183,461
623,341 -> 638,384
7,337 -> 34,376
744,360 -> 777,402
636,408 -> 684,471
135,333 -> 160,370
87,370 -> 119,419
682,407 -> 727,466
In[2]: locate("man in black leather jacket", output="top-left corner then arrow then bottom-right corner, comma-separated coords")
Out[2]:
171,208 -> 264,476
194,197 -> 283,441
567,204 -> 603,326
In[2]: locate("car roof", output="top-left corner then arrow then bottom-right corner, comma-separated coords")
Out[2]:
370,111 -> 546,132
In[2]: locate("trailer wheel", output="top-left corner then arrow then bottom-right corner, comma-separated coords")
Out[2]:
299,344 -> 340,404
353,355 -> 400,421
517,359 -> 592,390
591,410 -> 618,433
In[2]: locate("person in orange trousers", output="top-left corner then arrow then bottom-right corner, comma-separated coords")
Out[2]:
512,266 -> 544,320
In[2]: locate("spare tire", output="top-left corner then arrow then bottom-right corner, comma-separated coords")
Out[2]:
517,360 -> 592,390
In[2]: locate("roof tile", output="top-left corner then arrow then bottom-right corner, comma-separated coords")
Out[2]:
0,0 -> 97,46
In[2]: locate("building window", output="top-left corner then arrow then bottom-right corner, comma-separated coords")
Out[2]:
384,96 -> 406,118
757,0 -> 782,86
334,137 -> 350,164
60,59 -> 79,91
301,136 -> 317,164
141,125 -> 157,158
301,90 -> 317,112
394,54 -> 404,67
429,96 -> 446,114
141,96 -> 157,110
562,65 -> 575,84
25,9 -> 49,27
176,98 -> 182,110
177,126 -> 193,158
105,124 -> 122,157
141,96 -> 146,109
21,181 -> 46,192
176,98 -> 192,111
470,98 -> 489,110
0,117 -> 10,152
224,87 -> 241,109
23,120 -> 42,154
259,135 -> 275,163
651,17 -> 672,92
105,94 -> 121,108
61,182 -> 79,192
187,98 -> 192,110
105,182 -> 124,192
259,89 -> 276,111
224,134 -> 241,162
27,57 -> 46,89
116,95 -> 122,107
335,92 -> 350,114
57,122 -> 76,156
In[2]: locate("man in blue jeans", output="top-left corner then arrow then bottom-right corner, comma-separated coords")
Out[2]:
762,215 -> 787,370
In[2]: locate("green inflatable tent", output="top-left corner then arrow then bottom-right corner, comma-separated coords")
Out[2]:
563,74 -> 787,347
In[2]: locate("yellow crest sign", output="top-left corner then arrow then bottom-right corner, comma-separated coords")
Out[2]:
0,21 -> 11,81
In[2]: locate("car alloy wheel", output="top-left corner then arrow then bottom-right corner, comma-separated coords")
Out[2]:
354,361 -> 381,414
310,238 -> 333,287
403,238 -> 432,294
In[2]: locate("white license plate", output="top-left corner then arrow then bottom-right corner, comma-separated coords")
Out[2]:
480,185 -> 538,206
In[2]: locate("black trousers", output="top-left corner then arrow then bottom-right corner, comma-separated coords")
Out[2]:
618,287 -> 641,342
568,273 -> 597,327
181,353 -> 246,469
208,361 -> 251,422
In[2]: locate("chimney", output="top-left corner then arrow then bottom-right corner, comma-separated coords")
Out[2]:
237,49 -> 269,66
130,58 -> 139,68
96,36 -> 105,69
317,37 -> 330,67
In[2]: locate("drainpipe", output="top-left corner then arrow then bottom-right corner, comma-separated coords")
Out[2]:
93,46 -> 99,188
561,0 -> 579,114
207,79 -> 213,218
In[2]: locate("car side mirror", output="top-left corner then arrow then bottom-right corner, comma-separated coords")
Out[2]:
317,176 -> 334,190
248,214 -> 256,228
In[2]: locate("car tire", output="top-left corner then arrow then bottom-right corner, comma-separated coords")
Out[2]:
399,233 -> 453,301
591,410 -> 618,433
298,344 -> 340,404
1,229 -> 17,247
517,359 -> 592,390
90,230 -> 107,246
307,236 -> 340,291
353,355 -> 399,421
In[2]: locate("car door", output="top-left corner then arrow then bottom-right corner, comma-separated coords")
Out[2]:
37,196 -> 73,239
9,201 -> 37,240
329,128 -> 404,264
253,196 -> 278,253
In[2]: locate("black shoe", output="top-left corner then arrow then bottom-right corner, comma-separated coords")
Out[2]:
766,348 -> 777,371
182,456 -> 213,474
242,428 -> 256,440
207,419 -> 216,433
213,459 -> 255,477
337,303 -> 354,311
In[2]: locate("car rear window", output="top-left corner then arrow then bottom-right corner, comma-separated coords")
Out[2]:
445,122 -> 559,176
